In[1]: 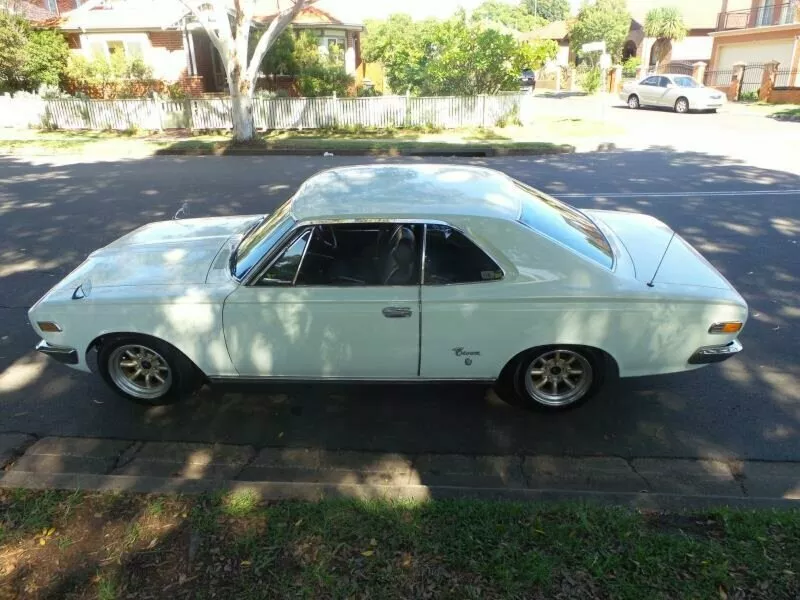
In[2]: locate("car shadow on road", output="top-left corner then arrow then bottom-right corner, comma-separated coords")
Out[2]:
0,148 -> 798,488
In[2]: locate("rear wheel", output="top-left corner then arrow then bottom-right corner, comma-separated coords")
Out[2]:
97,335 -> 201,405
505,346 -> 605,412
627,94 -> 640,109
674,97 -> 689,113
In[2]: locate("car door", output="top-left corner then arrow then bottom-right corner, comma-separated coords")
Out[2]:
419,223 -> 508,379
223,222 -> 421,378
655,76 -> 675,107
636,76 -> 660,105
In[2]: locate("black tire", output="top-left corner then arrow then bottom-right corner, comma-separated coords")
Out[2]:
627,94 -> 640,109
499,346 -> 605,412
97,334 -> 202,406
674,97 -> 689,113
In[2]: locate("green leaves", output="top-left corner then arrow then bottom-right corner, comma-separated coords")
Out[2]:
569,0 -> 631,62
363,12 -> 556,96
0,13 -> 69,93
644,7 -> 688,43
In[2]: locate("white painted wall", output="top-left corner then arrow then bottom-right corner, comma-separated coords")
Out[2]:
671,36 -> 714,62
77,32 -> 185,80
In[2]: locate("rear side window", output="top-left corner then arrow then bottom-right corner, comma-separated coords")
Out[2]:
424,225 -> 503,284
515,182 -> 613,269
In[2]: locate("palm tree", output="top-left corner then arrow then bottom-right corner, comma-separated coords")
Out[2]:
644,7 -> 688,69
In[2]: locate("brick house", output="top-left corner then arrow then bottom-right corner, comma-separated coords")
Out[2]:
20,0 -> 364,95
709,0 -> 800,85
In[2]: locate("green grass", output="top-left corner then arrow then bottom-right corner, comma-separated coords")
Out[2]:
1,490 -> 798,598
0,126 -> 581,156
773,106 -> 800,118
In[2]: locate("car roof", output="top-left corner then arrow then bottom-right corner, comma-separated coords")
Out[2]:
289,164 -> 525,222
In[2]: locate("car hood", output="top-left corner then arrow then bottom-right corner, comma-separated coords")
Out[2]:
55,215 -> 262,291
585,210 -> 735,291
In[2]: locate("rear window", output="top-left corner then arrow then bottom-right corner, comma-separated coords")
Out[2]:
514,181 -> 614,269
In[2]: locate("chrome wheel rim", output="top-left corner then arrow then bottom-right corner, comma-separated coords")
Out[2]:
628,96 -> 638,108
676,99 -> 688,113
524,349 -> 592,407
108,344 -> 172,400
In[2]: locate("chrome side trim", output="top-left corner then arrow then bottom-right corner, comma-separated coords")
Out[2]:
209,376 -> 495,384
688,339 -> 743,365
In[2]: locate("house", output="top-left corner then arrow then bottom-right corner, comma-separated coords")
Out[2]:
624,0 -> 719,68
709,0 -> 800,84
521,20 -> 571,68
32,0 -> 363,94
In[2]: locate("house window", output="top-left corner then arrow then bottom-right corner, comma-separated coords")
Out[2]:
107,41 -> 125,56
45,0 -> 57,12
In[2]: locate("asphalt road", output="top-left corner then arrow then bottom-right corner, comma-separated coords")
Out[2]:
1,148 -> 799,461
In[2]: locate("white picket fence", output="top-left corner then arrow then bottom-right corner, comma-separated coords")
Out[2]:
0,93 -> 532,131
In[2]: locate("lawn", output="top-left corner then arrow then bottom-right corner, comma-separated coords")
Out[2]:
1,489 -> 797,599
0,119 -> 627,157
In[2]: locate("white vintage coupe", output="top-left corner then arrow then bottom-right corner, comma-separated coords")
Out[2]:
30,165 -> 747,411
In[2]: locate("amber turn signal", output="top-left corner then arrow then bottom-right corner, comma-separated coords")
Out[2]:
37,321 -> 63,333
708,322 -> 742,334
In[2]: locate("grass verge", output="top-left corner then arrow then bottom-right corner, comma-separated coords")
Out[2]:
0,126 -> 590,157
1,489 -> 798,599
772,106 -> 800,120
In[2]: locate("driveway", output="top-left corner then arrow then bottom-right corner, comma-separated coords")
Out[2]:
0,144 -> 799,462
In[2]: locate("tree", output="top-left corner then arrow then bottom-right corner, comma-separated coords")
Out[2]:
364,11 -> 555,96
0,12 -> 69,92
524,0 -> 570,23
569,0 -> 631,62
644,7 -> 687,66
471,1 -> 545,32
180,0 -> 308,142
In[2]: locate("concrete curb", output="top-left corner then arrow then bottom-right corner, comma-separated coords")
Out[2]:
1,434 -> 798,507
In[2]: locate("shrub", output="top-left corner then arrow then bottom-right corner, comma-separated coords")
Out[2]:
739,90 -> 758,102
580,67 -> 602,94
357,85 -> 382,97
0,13 -> 70,92
622,56 -> 641,78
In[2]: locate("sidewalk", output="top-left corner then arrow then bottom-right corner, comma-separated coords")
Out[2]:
2,434 -> 798,507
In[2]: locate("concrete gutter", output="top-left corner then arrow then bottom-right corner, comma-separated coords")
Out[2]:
1,434 -> 798,509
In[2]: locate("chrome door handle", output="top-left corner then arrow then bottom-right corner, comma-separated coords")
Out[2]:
382,306 -> 412,318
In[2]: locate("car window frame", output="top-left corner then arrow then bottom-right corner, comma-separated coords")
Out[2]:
248,220 -> 426,289
658,76 -> 672,88
421,223 -> 506,286
246,218 -> 508,289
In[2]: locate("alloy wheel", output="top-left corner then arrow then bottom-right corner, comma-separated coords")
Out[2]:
108,344 -> 173,400
523,349 -> 593,407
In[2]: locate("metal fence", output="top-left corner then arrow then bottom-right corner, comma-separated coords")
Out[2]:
704,69 -> 734,87
651,61 -> 695,76
738,63 -> 766,98
0,93 -> 533,131
775,69 -> 800,88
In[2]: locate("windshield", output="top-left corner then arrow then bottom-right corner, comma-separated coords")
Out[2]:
232,202 -> 295,280
514,181 -> 613,269
673,76 -> 701,88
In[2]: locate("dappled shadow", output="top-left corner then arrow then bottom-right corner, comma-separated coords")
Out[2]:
0,148 -> 799,499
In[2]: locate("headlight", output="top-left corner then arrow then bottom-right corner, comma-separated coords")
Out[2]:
37,321 -> 63,333
708,322 -> 742,334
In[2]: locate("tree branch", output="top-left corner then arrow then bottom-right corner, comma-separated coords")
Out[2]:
245,0 -> 307,84
178,0 -> 230,65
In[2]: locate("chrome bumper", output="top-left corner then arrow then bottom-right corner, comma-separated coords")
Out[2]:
36,340 -> 79,365
688,339 -> 742,365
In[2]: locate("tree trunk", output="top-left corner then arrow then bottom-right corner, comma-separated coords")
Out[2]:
228,65 -> 255,142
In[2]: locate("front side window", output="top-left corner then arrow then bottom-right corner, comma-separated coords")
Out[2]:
515,181 -> 614,269
641,76 -> 659,86
424,225 -> 503,284
257,229 -> 311,285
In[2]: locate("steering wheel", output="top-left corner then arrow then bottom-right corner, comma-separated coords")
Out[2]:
318,225 -> 337,249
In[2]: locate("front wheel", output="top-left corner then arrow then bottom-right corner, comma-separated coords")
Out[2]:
508,346 -> 604,412
97,335 -> 201,405
674,97 -> 689,113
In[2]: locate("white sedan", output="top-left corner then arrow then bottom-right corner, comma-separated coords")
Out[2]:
30,165 -> 747,411
621,73 -> 727,113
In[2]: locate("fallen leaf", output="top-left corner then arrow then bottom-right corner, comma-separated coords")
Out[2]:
718,585 -> 727,599
148,538 -> 158,549
369,538 -> 377,546
361,550 -> 374,557
39,538 -> 46,546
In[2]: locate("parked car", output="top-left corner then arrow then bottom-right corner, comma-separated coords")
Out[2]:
30,165 -> 747,411
621,74 -> 726,113
520,68 -> 536,90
